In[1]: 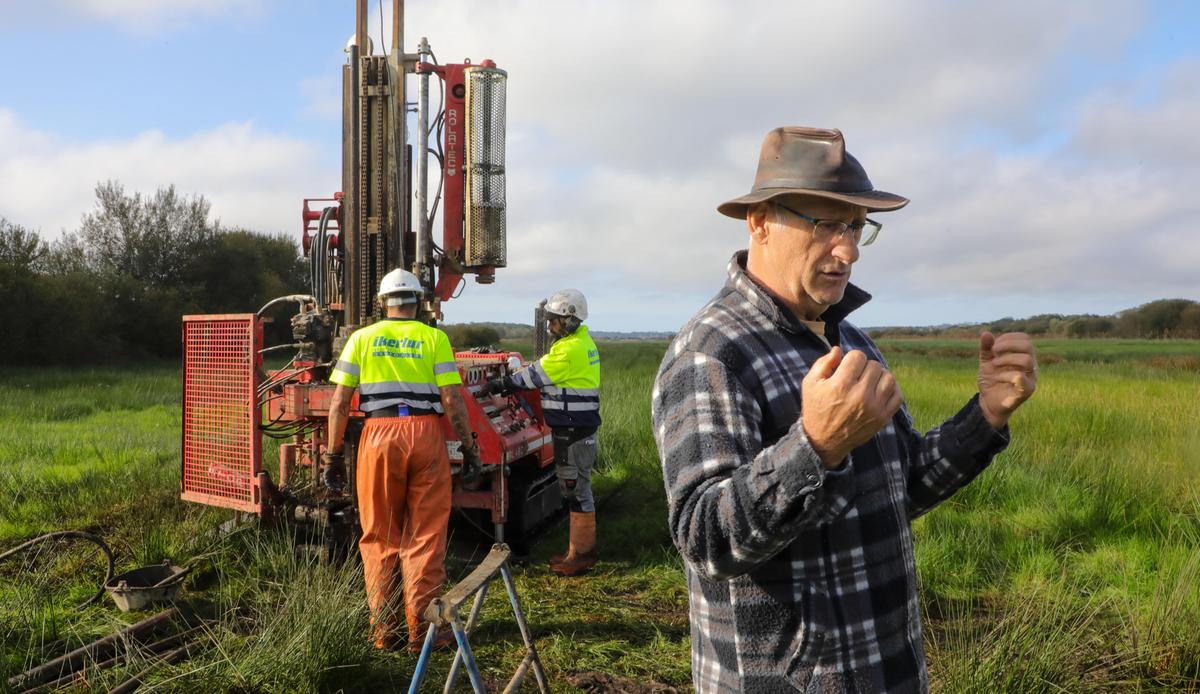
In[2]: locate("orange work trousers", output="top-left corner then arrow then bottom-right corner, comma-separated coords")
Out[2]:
355,415 -> 452,647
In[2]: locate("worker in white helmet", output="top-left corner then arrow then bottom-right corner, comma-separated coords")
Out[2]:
486,288 -> 602,576
324,268 -> 481,652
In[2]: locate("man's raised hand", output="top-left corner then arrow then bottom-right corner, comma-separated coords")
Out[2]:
977,331 -> 1037,429
802,347 -> 903,469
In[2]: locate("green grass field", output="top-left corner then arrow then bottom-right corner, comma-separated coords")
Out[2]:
1,338 -> 1198,692
884,339 -> 1200,691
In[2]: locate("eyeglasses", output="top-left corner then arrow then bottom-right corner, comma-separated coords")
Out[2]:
773,202 -> 882,246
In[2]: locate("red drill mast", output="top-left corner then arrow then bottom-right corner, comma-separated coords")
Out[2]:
181,0 -> 558,558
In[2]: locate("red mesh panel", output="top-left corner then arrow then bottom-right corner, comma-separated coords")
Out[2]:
181,314 -> 262,512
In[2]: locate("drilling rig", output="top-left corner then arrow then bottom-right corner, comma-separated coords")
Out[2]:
179,0 -> 560,557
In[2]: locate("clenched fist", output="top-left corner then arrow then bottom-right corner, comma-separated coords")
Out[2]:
801,347 -> 903,469
978,331 -> 1037,429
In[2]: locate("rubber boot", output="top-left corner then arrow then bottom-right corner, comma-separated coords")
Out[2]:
370,618 -> 402,651
548,511 -> 584,566
550,512 -> 597,576
549,521 -> 571,564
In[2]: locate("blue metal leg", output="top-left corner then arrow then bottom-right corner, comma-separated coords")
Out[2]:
501,565 -> 551,692
451,616 -> 487,693
445,582 -> 490,694
408,545 -> 547,693
407,622 -> 438,694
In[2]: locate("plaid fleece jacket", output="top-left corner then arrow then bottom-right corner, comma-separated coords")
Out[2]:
652,252 -> 1009,693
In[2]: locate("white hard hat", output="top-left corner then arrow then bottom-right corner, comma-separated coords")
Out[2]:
344,33 -> 375,55
545,288 -> 587,321
378,269 -> 423,305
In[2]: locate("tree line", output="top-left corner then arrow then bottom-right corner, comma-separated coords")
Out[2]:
1,182 -> 520,366
4,181 -> 1197,366
0,182 -> 307,365
441,324 -> 504,349
869,299 -> 1200,340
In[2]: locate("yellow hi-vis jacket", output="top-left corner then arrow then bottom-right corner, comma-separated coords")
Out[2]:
330,318 -> 462,415
507,325 -> 600,428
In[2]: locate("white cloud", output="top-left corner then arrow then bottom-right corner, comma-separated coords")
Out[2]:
368,0 -> 1189,329
837,132 -> 1200,321
0,111 -> 333,237
395,0 -> 1143,169
1070,60 -> 1200,166
3,1 -> 1197,329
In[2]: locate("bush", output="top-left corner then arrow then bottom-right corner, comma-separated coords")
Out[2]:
0,182 -> 307,364
443,324 -> 502,348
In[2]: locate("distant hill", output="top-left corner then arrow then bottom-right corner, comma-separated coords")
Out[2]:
442,322 -> 673,341
590,330 -> 674,340
445,299 -> 1200,342
867,299 -> 1200,340
443,322 -> 532,339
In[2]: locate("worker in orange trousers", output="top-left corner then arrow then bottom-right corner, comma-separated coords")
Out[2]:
325,269 -> 481,651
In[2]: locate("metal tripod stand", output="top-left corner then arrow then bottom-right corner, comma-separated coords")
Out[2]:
408,543 -> 550,693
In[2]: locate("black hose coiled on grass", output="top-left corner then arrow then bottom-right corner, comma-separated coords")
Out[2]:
0,530 -> 115,608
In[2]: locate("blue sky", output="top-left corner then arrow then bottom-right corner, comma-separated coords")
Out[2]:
2,1 -> 1198,331
3,2 -> 343,151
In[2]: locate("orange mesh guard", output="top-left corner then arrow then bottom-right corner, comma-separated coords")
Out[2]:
181,314 -> 263,513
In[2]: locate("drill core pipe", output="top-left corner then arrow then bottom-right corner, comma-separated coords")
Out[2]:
6,608 -> 179,690
104,641 -> 197,694
414,39 -> 431,289
356,0 -> 368,59
393,0 -> 403,54
387,61 -> 405,272
344,42 -> 361,324
390,0 -> 407,272
19,625 -> 205,694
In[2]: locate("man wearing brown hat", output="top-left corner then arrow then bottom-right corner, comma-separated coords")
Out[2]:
651,127 -> 1037,692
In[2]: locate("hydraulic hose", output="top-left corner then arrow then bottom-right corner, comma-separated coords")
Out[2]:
316,206 -> 337,308
0,530 -> 115,608
256,294 -> 316,317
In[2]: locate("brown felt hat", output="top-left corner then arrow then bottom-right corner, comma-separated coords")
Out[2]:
718,126 -> 909,219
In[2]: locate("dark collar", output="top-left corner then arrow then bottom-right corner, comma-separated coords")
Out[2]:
725,250 -> 870,333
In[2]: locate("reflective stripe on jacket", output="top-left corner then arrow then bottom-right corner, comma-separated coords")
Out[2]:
329,318 -> 462,414
508,325 -> 601,428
